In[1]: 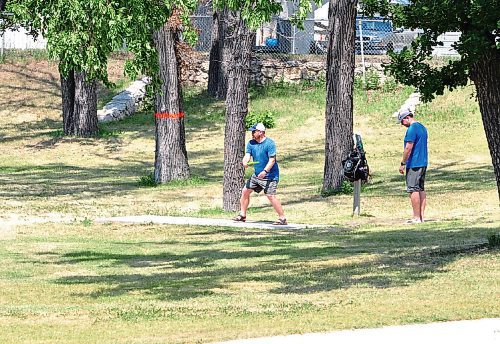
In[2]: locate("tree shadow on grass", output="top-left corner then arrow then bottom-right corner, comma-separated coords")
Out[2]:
0,155 -> 226,200
0,162 -> 149,199
49,224 -> 497,301
364,162 -> 495,196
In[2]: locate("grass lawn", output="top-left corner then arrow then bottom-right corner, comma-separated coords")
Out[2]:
0,55 -> 498,343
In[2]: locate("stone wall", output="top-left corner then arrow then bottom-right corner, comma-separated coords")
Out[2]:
97,58 -> 386,123
97,77 -> 149,123
181,57 -> 385,86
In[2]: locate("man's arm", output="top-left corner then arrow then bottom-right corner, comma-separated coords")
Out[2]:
257,156 -> 276,179
242,153 -> 251,168
399,142 -> 414,174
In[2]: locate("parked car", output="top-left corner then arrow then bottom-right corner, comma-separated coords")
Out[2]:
355,17 -> 418,55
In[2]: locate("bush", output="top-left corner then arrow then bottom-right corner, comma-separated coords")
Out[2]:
245,110 -> 276,130
487,233 -> 500,248
354,75 -> 364,91
382,76 -> 399,92
321,181 -> 354,197
138,173 -> 157,187
364,69 -> 380,90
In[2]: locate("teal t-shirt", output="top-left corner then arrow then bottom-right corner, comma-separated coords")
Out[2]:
404,122 -> 428,168
246,137 -> 279,181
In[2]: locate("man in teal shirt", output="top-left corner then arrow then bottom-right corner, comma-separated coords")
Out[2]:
233,123 -> 287,225
398,110 -> 428,223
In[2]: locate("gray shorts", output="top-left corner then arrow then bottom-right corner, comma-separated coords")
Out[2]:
406,166 -> 427,193
245,175 -> 278,195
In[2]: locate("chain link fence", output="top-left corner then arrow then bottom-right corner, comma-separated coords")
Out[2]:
189,4 -> 423,59
1,4 -> 458,61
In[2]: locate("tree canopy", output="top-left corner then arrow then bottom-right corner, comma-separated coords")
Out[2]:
361,0 -> 500,102
212,0 -> 316,29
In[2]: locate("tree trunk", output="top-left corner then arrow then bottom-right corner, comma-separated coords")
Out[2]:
223,11 -> 253,211
322,0 -> 357,193
470,51 -> 500,202
153,23 -> 190,183
207,10 -> 220,97
60,68 -> 98,137
73,71 -> 98,137
60,69 -> 76,135
216,8 -> 230,100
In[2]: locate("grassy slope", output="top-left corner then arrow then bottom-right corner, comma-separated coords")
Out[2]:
0,57 -> 498,343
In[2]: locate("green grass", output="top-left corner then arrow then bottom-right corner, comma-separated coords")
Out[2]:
0,222 -> 497,343
0,57 -> 498,343
0,49 -> 51,63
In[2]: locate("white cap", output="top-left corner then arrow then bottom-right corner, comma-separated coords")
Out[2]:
248,123 -> 266,132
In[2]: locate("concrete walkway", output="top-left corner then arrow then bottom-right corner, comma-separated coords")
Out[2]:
96,215 -> 337,231
215,318 -> 500,344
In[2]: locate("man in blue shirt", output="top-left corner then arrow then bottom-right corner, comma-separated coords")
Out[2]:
398,110 -> 428,223
233,123 -> 287,225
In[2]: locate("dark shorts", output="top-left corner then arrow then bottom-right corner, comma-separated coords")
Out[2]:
245,175 -> 278,195
406,166 -> 427,193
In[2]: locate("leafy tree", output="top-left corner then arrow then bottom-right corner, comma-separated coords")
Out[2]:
365,0 -> 500,200
322,0 -> 358,193
6,0 -> 131,136
6,0 -> 195,180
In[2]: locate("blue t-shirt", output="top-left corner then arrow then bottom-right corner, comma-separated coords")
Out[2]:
404,122 -> 428,168
246,137 -> 279,181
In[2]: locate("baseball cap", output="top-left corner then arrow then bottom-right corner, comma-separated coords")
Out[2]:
248,123 -> 266,132
397,110 -> 413,123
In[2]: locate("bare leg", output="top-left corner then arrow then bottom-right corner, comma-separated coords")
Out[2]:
239,188 -> 253,217
410,192 -> 422,222
420,191 -> 426,222
266,194 -> 285,219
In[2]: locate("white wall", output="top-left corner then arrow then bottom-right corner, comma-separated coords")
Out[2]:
1,28 -> 47,49
433,32 -> 461,56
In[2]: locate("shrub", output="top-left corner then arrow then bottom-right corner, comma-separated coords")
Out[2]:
321,181 -> 354,197
382,76 -> 399,92
487,233 -> 500,248
354,75 -> 364,91
245,110 -> 276,129
364,69 -> 380,90
138,173 -> 157,187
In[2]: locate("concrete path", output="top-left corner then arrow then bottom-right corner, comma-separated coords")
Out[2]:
215,318 -> 500,344
96,215 -> 337,231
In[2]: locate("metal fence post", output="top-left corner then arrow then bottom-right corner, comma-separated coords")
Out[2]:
358,19 -> 366,87
1,32 -> 4,61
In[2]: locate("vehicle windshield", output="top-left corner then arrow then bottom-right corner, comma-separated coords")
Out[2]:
356,20 -> 392,32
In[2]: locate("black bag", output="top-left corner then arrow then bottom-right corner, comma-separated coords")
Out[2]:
342,150 -> 369,182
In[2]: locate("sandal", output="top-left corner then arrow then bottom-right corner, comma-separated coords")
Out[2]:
405,218 -> 422,224
233,214 -> 246,222
273,218 -> 288,225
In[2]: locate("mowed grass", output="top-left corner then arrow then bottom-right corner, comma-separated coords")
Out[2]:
0,222 -> 498,343
0,55 -> 499,343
